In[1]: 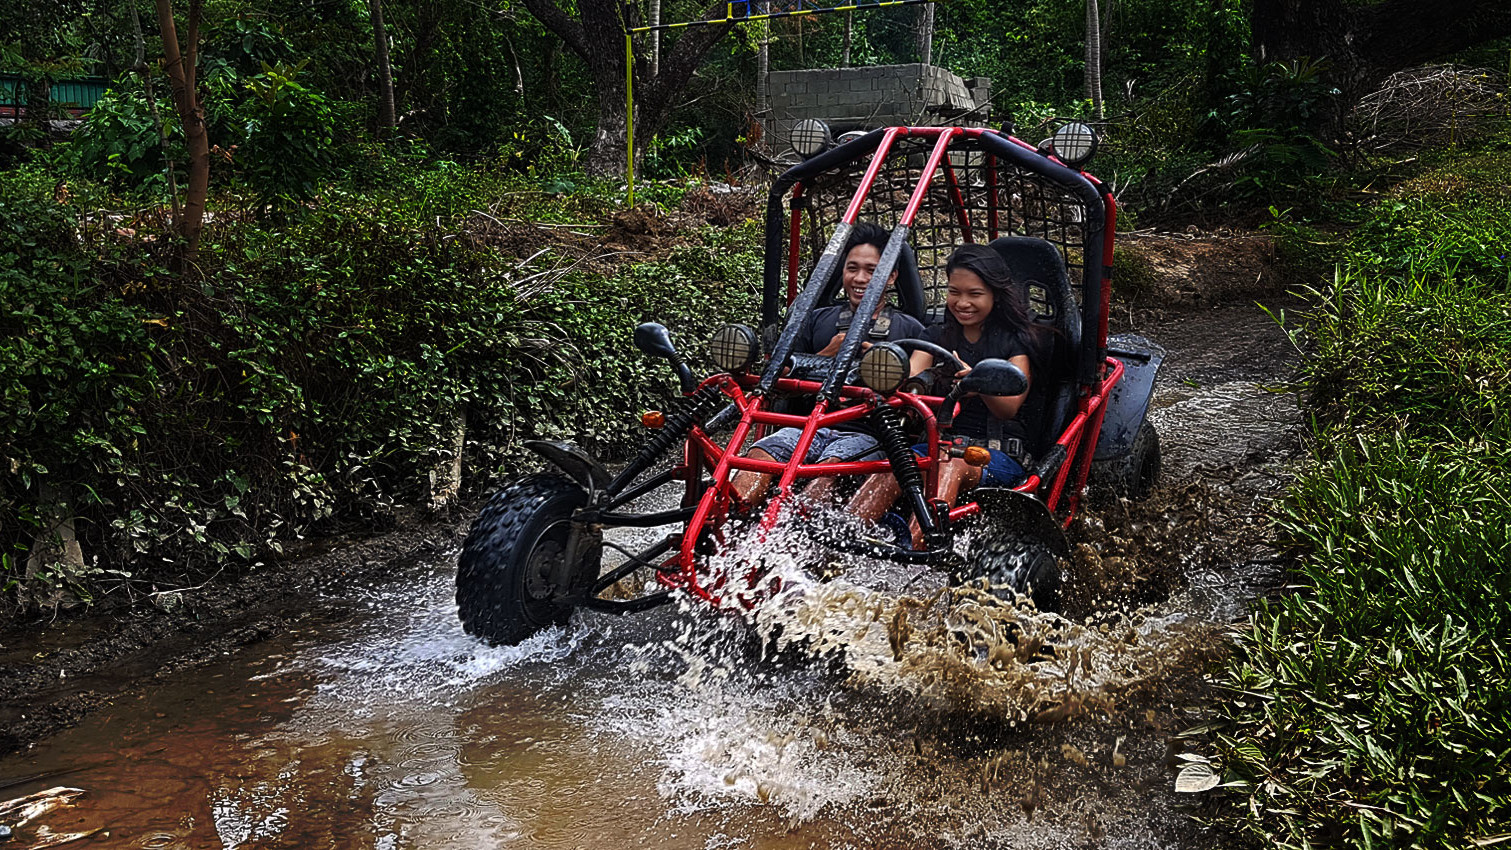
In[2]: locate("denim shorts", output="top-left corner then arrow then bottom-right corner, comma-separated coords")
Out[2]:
751,427 -> 883,463
911,443 -> 1026,487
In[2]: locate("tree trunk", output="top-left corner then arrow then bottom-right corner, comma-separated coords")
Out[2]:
130,0 -> 181,219
368,0 -> 397,133
523,0 -> 734,177
1252,0 -> 1511,126
650,0 -> 661,78
842,10 -> 852,67
916,3 -> 934,66
1085,0 -> 1103,119
154,0 -> 209,265
26,482 -> 84,582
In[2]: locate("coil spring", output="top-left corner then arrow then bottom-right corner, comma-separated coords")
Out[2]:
614,384 -> 727,489
871,407 -> 922,491
655,384 -> 727,452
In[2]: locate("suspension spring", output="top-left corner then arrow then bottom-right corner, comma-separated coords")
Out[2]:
872,406 -> 941,537
607,384 -> 728,495
871,407 -> 922,491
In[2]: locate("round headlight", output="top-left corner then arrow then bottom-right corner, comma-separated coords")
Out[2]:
1046,121 -> 1098,168
858,343 -> 909,394
709,324 -> 758,373
790,119 -> 832,158
835,129 -> 867,147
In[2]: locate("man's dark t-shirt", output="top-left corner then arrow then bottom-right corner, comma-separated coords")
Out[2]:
924,324 -> 1035,445
800,304 -> 926,354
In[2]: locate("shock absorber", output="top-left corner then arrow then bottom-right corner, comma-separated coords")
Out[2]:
607,384 -> 727,496
870,407 -> 940,538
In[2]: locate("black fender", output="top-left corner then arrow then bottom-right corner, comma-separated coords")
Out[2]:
963,488 -> 1071,561
524,440 -> 612,499
1096,333 -> 1165,461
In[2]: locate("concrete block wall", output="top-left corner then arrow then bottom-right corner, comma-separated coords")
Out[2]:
764,64 -> 990,154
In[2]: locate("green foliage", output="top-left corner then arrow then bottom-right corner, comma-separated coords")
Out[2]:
237,61 -> 336,208
0,160 -> 759,605
1216,150 -> 1511,848
1349,154 -> 1511,283
1222,425 -> 1511,848
66,82 -> 183,190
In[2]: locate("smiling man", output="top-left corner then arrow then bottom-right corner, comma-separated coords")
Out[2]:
731,222 -> 927,507
800,221 -> 926,356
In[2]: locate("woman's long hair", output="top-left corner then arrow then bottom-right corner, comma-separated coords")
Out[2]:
937,244 -> 1038,355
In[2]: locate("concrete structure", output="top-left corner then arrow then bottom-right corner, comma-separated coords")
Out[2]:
763,64 -> 990,153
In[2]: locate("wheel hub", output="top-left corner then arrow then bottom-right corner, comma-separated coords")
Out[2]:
524,539 -> 567,601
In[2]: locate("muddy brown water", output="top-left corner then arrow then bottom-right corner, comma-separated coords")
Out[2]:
0,296 -> 1303,849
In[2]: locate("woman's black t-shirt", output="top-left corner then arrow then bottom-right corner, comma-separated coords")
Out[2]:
924,324 -> 1036,444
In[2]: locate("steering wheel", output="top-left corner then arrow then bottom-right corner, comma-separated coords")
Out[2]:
893,340 -> 969,395
896,340 -> 966,374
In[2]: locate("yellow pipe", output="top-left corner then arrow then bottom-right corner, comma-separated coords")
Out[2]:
625,28 -> 635,205
628,0 -> 930,32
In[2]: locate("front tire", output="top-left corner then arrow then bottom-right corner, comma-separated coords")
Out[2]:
456,474 -> 601,646
969,533 -> 1064,613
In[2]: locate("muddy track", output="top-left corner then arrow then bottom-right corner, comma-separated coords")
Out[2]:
0,522 -> 465,755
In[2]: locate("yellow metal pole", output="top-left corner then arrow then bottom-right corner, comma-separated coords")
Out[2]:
625,28 -> 635,206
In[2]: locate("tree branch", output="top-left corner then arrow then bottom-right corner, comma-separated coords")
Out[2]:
520,0 -> 588,61
185,0 -> 202,94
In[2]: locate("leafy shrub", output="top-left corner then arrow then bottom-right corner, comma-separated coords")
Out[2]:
1348,155 -> 1511,282
66,84 -> 183,190
236,61 -> 336,208
0,162 -> 759,606
1216,148 -> 1511,847
1221,426 -> 1511,848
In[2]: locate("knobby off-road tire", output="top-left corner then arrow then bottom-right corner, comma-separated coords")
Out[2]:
456,474 -> 601,646
970,533 -> 1064,613
1093,419 -> 1161,501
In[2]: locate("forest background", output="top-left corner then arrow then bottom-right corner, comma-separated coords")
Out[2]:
3,0 -> 1511,846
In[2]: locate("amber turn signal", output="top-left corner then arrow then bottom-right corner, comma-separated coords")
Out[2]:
961,446 -> 991,467
641,410 -> 666,429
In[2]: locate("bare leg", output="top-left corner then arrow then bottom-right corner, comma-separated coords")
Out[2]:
847,472 -> 901,523
904,458 -> 984,546
796,456 -> 852,505
731,447 -> 779,507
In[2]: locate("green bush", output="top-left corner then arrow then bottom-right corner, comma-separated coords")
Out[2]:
1216,150 -> 1511,847
1,162 -> 760,604
66,84 -> 183,191
1222,427 -> 1511,847
1349,156 -> 1511,283
237,61 -> 336,208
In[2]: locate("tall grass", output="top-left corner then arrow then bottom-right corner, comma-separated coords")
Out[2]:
1216,150 -> 1511,847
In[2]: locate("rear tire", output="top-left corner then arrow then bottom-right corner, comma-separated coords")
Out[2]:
1094,418 -> 1161,501
969,533 -> 1064,613
456,474 -> 601,646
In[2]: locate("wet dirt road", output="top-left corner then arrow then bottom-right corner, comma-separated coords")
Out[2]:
0,295 -> 1304,849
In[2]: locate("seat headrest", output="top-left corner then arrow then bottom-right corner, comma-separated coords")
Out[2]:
986,236 -> 1072,294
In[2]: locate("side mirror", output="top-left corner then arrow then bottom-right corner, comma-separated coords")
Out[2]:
634,322 -> 679,359
634,322 -> 696,393
959,358 -> 1028,397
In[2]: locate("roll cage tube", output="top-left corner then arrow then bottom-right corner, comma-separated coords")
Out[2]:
820,129 -> 960,402
760,127 -> 1111,390
759,127 -> 902,393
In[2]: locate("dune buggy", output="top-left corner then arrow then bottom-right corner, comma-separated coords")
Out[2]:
457,122 -> 1164,646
